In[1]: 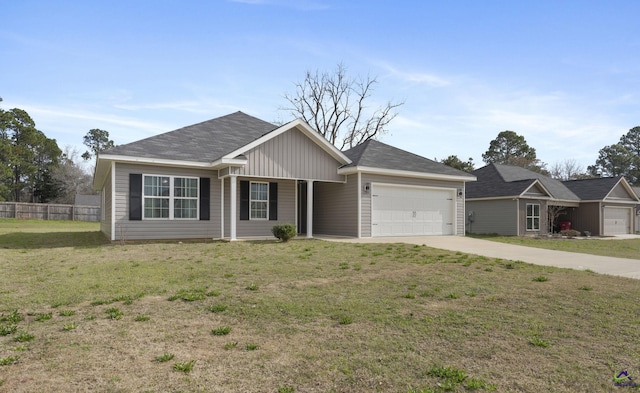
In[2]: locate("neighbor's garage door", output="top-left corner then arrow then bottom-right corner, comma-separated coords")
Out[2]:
371,184 -> 455,236
603,207 -> 631,235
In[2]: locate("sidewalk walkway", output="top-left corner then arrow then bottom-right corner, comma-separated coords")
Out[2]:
319,235 -> 640,280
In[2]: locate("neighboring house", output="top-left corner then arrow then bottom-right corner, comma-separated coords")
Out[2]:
466,163 -> 639,236
74,194 -> 101,207
93,111 -> 476,241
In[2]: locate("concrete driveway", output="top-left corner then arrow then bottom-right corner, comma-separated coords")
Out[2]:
320,235 -> 640,280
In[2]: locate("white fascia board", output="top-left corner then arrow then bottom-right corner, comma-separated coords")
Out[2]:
467,196 -> 523,202
337,165 -> 477,182
587,199 -> 639,205
98,154 -> 216,168
222,119 -> 352,165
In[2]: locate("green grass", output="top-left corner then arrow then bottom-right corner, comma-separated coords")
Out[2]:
474,234 -> 640,259
0,219 -> 639,392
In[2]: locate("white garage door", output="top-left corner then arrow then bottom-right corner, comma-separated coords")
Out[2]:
371,184 -> 455,236
603,207 -> 631,235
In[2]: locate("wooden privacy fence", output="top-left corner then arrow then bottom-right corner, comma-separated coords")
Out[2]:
0,202 -> 100,222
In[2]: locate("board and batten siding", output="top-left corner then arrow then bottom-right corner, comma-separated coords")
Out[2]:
232,127 -> 344,182
313,175 -> 359,237
113,163 -> 220,240
360,174 -> 467,237
570,202 -> 600,236
466,199 -> 518,235
223,177 -> 296,238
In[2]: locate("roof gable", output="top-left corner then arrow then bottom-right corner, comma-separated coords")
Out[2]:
340,139 -> 475,180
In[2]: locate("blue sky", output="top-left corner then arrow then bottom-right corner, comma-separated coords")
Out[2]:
2,0 -> 639,171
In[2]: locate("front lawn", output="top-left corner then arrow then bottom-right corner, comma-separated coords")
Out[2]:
473,234 -> 640,259
0,219 -> 639,392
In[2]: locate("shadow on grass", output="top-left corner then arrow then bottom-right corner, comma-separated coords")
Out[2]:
0,231 -> 109,249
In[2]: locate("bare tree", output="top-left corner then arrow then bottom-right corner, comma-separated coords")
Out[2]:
549,158 -> 587,181
282,63 -> 404,149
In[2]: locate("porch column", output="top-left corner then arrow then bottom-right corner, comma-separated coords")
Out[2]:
230,175 -> 237,241
306,180 -> 313,238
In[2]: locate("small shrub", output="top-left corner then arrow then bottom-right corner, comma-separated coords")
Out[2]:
173,360 -> 195,373
533,276 -> 549,282
212,326 -> 232,336
155,353 -> 174,363
338,316 -> 353,325
271,224 -> 297,242
560,229 -> 581,238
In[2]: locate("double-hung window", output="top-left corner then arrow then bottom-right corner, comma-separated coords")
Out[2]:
250,182 -> 268,220
526,203 -> 540,231
143,175 -> 198,219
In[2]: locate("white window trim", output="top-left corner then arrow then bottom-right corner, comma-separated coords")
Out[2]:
250,181 -> 269,221
526,203 -> 540,231
142,174 -> 200,220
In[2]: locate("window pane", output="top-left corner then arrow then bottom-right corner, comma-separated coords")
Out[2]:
144,176 -> 169,197
251,183 -> 268,201
174,199 -> 197,219
144,198 -> 169,218
251,201 -> 267,219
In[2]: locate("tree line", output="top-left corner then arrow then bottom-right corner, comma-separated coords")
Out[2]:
0,99 -> 114,203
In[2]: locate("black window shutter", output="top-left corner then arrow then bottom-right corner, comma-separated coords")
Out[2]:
269,182 -> 278,221
199,177 -> 210,221
240,180 -> 249,220
129,173 -> 142,221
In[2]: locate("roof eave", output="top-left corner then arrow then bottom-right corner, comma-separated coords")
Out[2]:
338,165 -> 477,182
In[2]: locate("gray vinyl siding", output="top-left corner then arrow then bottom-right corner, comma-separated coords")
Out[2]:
233,127 -> 344,182
608,183 -> 634,200
360,173 -> 467,237
518,199 -> 548,236
100,165 -> 113,239
224,177 -> 296,238
113,163 -> 220,240
313,175 -> 358,236
466,199 -> 518,235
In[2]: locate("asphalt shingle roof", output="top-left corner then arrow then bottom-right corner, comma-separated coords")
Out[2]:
103,111 -> 277,162
563,176 -> 623,200
342,139 -> 472,177
467,164 -> 580,200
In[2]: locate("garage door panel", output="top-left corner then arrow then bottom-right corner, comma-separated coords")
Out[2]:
603,207 -> 631,235
372,185 -> 454,236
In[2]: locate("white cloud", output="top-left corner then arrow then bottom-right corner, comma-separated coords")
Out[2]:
381,64 -> 451,87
